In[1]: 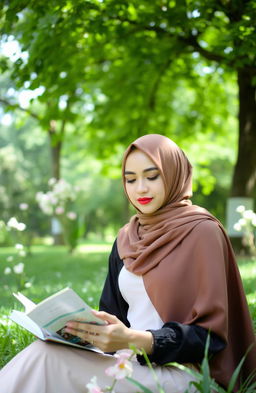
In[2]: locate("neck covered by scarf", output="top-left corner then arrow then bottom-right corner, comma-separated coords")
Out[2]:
117,134 -> 256,388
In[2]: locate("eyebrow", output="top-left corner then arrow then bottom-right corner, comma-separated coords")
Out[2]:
124,167 -> 158,175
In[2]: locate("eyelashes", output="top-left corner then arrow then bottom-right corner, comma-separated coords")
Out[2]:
148,174 -> 159,181
125,174 -> 159,184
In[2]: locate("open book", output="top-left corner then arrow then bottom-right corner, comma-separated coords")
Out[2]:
9,287 -> 105,353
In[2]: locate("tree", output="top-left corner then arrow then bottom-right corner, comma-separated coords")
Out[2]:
94,0 -> 256,199
1,0 -> 255,240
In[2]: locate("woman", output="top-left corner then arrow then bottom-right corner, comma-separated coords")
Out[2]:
0,134 -> 255,393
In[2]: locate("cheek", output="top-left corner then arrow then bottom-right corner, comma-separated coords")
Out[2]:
125,184 -> 134,200
156,180 -> 166,202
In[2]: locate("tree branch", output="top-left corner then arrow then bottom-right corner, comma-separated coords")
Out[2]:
147,57 -> 173,111
106,15 -> 236,68
121,18 -> 228,64
0,97 -> 40,120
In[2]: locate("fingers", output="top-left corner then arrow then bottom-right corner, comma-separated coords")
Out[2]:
64,312 -> 125,351
64,322 -> 99,345
91,310 -> 119,324
65,320 -> 101,335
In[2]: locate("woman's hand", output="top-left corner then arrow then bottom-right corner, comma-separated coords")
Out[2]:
64,310 -> 153,354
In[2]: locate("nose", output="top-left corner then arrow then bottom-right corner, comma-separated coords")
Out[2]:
136,178 -> 148,194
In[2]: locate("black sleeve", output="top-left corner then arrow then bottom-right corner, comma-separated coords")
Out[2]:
99,240 -> 130,327
137,321 -> 226,365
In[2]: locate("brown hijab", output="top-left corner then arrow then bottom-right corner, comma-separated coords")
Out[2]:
117,134 -> 256,388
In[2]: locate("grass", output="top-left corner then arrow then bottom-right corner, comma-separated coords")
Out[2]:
0,241 -> 112,367
0,243 -> 255,391
236,257 -> 256,330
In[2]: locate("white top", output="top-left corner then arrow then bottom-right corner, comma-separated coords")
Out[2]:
118,266 -> 164,330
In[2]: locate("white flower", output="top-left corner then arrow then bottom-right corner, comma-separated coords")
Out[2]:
4,267 -> 12,275
66,211 -> 77,220
55,206 -> 64,215
19,250 -> 26,257
243,210 -> 255,220
238,218 -> 246,227
13,263 -> 24,274
6,256 -> 14,262
15,244 -> 24,250
234,223 -> 242,232
105,351 -> 133,380
25,282 -> 32,288
47,191 -> 58,205
17,222 -> 26,231
48,178 -> 57,186
7,217 -> 26,231
19,203 -> 28,210
36,192 -> 54,215
86,376 -> 103,393
236,205 -> 245,213
7,217 -> 19,229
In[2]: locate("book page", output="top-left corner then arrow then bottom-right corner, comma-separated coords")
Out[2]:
13,292 -> 36,313
10,310 -> 44,339
26,288 -> 104,333
42,330 -> 104,353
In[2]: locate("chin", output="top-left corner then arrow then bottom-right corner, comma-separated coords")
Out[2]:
138,205 -> 157,214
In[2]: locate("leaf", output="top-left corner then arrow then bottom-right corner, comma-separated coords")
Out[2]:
126,377 -> 157,393
226,344 -> 256,393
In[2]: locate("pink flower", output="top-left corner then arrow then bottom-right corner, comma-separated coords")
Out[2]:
55,206 -> 64,215
19,203 -> 28,210
66,211 -> 77,220
86,376 -> 103,393
105,351 -> 133,380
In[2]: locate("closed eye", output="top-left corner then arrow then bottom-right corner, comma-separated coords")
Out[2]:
147,174 -> 159,181
126,178 -> 136,183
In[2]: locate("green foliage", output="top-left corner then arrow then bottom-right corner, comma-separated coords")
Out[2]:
0,0 -> 255,237
1,0 -> 247,212
0,102 -> 51,235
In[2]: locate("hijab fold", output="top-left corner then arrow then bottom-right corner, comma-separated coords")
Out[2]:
117,134 -> 256,389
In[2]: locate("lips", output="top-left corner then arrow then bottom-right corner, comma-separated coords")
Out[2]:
137,197 -> 153,205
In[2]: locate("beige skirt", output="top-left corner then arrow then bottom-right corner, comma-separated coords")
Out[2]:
0,340 -> 196,393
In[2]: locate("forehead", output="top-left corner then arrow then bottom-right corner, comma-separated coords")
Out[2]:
125,149 -> 157,171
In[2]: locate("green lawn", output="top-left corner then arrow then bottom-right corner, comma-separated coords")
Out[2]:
0,243 -> 255,372
0,242 -> 112,367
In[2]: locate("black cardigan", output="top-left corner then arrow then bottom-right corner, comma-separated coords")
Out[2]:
99,240 -> 225,365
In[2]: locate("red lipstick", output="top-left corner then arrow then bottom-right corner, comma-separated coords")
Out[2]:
137,197 -> 153,205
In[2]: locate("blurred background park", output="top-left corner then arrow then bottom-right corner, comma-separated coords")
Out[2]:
0,0 -> 256,370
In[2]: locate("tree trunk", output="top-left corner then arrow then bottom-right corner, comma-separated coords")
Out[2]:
229,69 -> 256,253
231,69 -> 256,197
48,121 -> 63,244
48,120 -> 62,180
51,142 -> 62,180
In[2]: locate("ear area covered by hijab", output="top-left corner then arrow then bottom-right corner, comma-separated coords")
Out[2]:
117,133 -> 256,389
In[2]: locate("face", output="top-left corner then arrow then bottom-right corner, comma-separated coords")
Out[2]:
124,149 -> 166,214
